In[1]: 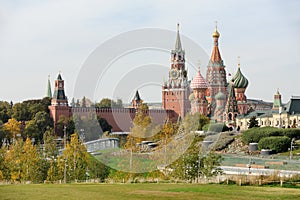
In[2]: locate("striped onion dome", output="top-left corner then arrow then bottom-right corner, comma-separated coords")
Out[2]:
190,70 -> 208,89
231,67 -> 248,89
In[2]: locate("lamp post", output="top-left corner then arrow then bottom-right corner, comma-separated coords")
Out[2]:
279,106 -> 282,128
290,138 -> 295,160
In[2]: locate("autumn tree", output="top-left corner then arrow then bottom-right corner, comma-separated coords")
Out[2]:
20,138 -> 41,182
184,113 -> 210,134
4,118 -> 21,142
4,139 -> 24,182
170,136 -> 222,182
58,133 -> 89,182
126,103 -> 152,150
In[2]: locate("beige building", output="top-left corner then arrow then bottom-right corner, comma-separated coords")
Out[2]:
236,91 -> 300,130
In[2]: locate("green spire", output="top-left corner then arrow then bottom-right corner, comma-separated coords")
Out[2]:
46,75 -> 52,98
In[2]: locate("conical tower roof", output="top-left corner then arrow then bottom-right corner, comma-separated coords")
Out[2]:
210,22 -> 222,62
133,90 -> 141,101
175,23 -> 182,52
46,75 -> 52,98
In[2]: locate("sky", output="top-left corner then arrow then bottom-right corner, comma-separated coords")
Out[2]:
0,0 -> 299,104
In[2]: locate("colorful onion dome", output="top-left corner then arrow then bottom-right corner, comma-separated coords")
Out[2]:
190,70 -> 208,89
231,65 -> 249,89
215,90 -> 226,100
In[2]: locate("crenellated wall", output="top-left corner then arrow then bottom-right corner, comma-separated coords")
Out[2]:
50,106 -> 178,133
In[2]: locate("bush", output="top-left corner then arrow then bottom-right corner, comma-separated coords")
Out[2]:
282,129 -> 300,139
203,123 -> 229,132
242,127 -> 300,144
242,127 -> 281,144
258,136 -> 291,153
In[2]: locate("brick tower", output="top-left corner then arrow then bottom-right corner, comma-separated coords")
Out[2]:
206,23 -> 227,115
48,73 -> 70,131
162,24 -> 190,118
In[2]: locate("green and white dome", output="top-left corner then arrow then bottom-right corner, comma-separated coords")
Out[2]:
231,66 -> 248,89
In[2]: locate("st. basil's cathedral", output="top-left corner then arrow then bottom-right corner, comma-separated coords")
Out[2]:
162,23 -> 249,125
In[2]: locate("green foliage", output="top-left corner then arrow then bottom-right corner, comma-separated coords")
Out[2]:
248,116 -> 259,129
98,117 -> 112,133
170,136 -> 222,181
184,113 -> 210,133
241,126 -> 281,144
281,129 -> 300,139
59,133 -> 89,181
88,156 -> 110,181
0,101 -> 12,123
242,127 -> 300,144
56,116 -> 75,138
95,98 -> 123,108
126,103 -> 153,149
24,111 -> 53,142
203,123 -> 229,132
12,98 -> 51,121
258,136 -> 291,153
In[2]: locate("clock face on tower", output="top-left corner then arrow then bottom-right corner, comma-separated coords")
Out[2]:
170,69 -> 179,79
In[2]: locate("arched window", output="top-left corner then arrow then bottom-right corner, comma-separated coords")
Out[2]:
228,113 -> 232,121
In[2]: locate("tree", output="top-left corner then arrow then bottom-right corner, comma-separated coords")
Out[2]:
81,96 -> 86,108
4,139 -> 24,182
24,111 -> 53,142
96,98 -> 115,108
248,116 -> 259,129
56,116 -> 75,138
58,133 -> 89,182
20,138 -> 40,182
95,98 -> 123,108
98,117 -> 112,133
170,136 -> 222,182
4,118 -> 21,141
71,98 -> 75,107
0,101 -> 12,123
125,103 -> 152,150
12,103 -> 30,121
184,113 -> 210,134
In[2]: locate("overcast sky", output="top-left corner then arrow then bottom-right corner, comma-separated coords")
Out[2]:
0,0 -> 299,104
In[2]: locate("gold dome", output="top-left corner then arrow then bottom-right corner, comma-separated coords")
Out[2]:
212,29 -> 220,38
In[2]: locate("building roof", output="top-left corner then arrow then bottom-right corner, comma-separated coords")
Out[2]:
46,75 -> 52,98
57,73 -> 62,80
190,70 -> 208,89
231,62 -> 248,88
175,23 -> 182,52
133,90 -> 141,101
285,96 -> 300,114
210,25 -> 222,62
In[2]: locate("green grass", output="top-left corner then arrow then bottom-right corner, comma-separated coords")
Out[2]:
1,183 -> 300,200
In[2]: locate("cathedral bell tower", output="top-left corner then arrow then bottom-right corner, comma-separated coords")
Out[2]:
162,24 -> 190,118
206,22 -> 227,115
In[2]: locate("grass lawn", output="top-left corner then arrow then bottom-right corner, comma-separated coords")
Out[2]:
0,183 -> 300,200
